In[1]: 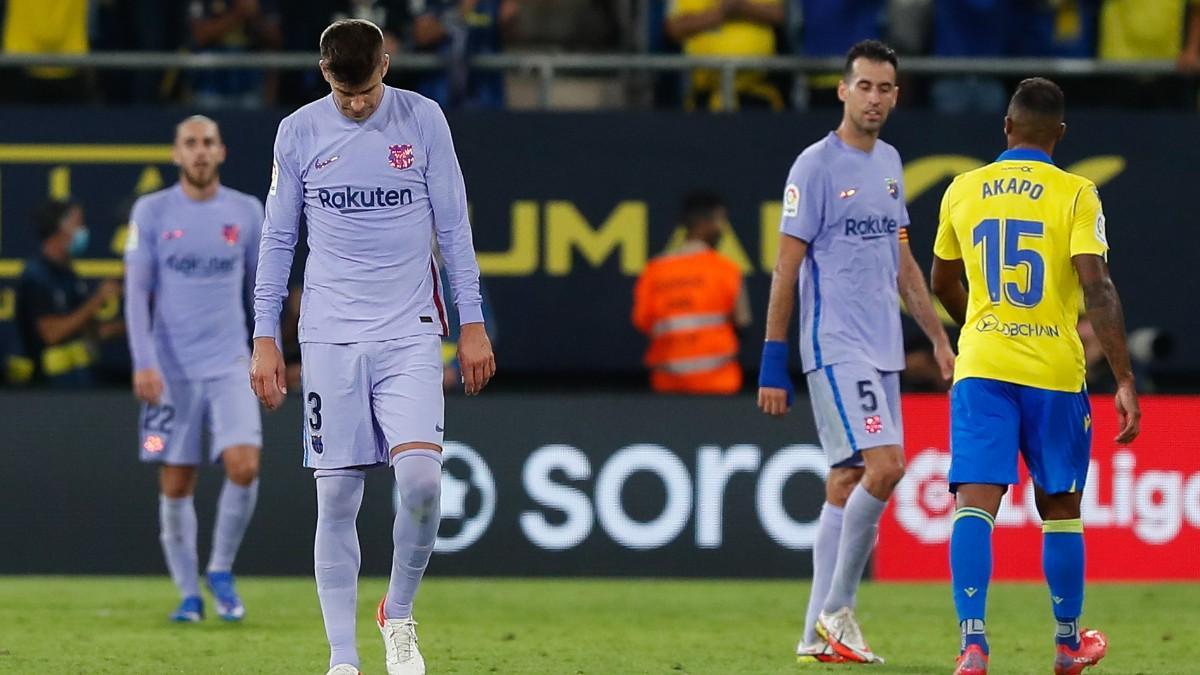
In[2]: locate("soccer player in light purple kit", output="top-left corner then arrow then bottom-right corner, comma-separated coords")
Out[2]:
249,20 -> 495,675
125,115 -> 265,623
757,41 -> 955,664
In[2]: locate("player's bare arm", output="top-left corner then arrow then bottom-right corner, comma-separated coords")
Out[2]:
757,233 -> 807,416
899,241 -> 955,381
458,322 -> 495,397
250,336 -> 287,410
1074,253 -> 1141,444
930,255 -> 968,326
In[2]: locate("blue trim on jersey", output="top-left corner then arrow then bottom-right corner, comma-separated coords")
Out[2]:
810,254 -> 823,368
824,365 -> 859,453
996,148 -> 1054,165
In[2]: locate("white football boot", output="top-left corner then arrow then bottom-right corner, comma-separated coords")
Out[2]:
816,606 -> 884,664
326,665 -> 361,675
377,597 -> 426,675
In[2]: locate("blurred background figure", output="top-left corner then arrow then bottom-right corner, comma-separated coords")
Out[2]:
930,0 -> 1008,114
15,200 -> 123,386
0,0 -> 94,103
1097,0 -> 1200,106
1100,0 -> 1200,71
633,189 -> 751,395
188,0 -> 283,109
408,0 -> 516,109
788,0 -> 886,108
666,0 -> 786,111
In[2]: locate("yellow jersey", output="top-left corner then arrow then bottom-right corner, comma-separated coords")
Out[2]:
933,148 -> 1109,392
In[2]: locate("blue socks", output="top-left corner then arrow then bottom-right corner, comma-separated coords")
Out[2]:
951,510 -> 1086,655
950,507 -> 994,654
1043,519 -> 1085,650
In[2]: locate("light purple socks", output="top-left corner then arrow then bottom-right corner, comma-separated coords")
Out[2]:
208,478 -> 259,573
804,502 -> 844,644
159,495 -> 200,599
314,470 -> 365,669
823,485 -> 887,613
384,449 -> 443,620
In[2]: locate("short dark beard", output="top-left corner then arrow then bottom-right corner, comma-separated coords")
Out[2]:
182,168 -> 218,190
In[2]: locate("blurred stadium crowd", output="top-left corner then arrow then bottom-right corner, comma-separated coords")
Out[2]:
1,0 -> 1198,110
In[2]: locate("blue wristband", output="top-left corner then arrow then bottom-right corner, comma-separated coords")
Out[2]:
758,340 -> 794,405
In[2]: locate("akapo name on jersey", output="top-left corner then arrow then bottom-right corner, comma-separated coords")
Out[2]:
317,185 -> 414,214
981,176 -> 1045,200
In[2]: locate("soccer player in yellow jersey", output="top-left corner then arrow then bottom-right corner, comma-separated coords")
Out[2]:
930,78 -> 1141,675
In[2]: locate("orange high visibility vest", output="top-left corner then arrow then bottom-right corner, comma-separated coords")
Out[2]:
632,248 -> 742,394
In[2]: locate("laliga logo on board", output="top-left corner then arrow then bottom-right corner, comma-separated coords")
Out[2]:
431,442 -> 497,553
894,447 -> 1200,545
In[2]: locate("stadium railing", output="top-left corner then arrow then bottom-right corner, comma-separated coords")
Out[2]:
0,52 -> 1183,110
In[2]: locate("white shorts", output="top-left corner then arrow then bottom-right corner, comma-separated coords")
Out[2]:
805,362 -> 903,468
139,373 -> 262,465
300,335 -> 444,470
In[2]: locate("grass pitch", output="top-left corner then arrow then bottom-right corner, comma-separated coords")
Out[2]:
0,577 -> 1193,674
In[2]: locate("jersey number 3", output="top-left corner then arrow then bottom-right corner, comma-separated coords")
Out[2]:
972,218 -> 1045,308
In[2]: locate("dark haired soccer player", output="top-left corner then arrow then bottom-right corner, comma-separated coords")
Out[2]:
932,77 -> 1140,675
250,19 -> 494,675
758,39 -> 954,665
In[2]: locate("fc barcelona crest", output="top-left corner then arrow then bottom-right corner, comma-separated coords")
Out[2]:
389,144 -> 415,170
222,224 -> 240,245
885,177 -> 899,200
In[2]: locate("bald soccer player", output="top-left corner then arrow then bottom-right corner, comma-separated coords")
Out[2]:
125,115 -> 265,624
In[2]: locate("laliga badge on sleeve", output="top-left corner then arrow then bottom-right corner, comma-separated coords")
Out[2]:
782,183 -> 799,218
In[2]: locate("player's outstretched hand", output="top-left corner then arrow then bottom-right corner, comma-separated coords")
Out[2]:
133,367 -> 164,405
758,387 -> 791,416
1113,381 -> 1141,445
458,322 -> 495,396
250,336 -> 287,410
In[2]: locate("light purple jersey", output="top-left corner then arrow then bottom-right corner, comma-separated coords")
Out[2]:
124,184 -> 264,380
253,87 -> 483,344
779,131 -> 909,374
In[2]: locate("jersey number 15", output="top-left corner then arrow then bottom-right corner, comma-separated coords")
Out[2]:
972,218 -> 1045,308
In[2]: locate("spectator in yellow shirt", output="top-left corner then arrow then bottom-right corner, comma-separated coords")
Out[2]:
666,0 -> 785,111
1099,0 -> 1200,72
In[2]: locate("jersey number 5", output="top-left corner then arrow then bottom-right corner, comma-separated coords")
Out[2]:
972,218 -> 1045,308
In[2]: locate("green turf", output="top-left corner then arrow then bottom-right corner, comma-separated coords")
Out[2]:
0,577 -> 1193,674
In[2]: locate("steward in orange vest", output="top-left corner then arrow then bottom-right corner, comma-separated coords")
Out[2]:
633,190 -> 751,394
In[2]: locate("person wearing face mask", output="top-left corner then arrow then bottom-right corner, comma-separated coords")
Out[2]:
632,189 -> 751,395
15,199 -> 122,385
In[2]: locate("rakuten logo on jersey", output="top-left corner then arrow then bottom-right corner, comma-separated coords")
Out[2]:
165,254 -> 238,277
317,186 -> 413,214
894,447 -> 1200,545
844,215 -> 898,240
